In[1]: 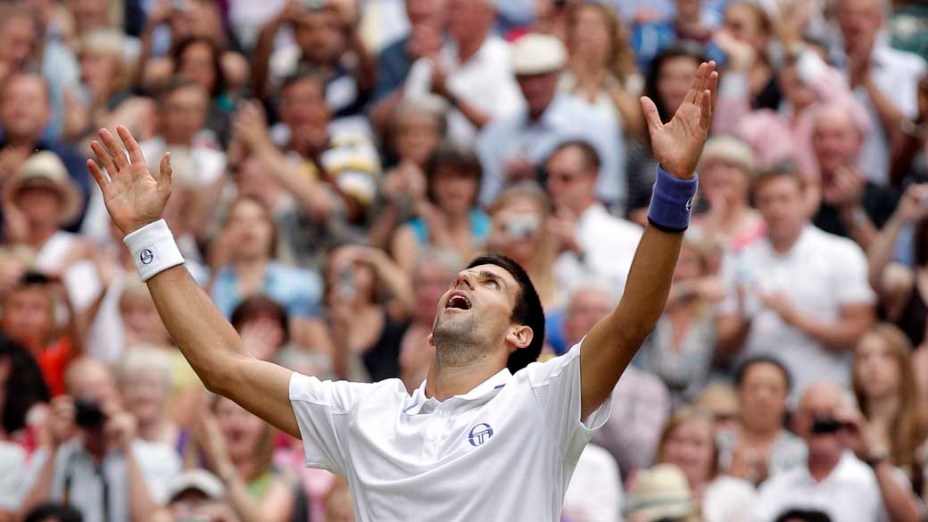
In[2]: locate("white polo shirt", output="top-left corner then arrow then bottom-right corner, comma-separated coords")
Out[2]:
289,342 -> 611,521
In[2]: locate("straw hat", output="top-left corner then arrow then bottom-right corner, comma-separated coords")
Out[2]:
511,33 -> 567,76
4,151 -> 83,224
624,464 -> 695,522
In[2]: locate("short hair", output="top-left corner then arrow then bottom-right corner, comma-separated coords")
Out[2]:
413,248 -> 463,283
734,355 -> 793,393
280,66 -> 328,96
391,96 -> 449,140
546,140 -> 601,172
119,345 -> 173,389
751,161 -> 807,196
156,75 -> 206,107
466,254 -> 544,373
230,295 -> 290,344
425,142 -> 483,205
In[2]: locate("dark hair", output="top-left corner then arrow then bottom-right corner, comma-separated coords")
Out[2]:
224,196 -> 279,259
545,139 -> 601,175
751,161 -> 807,198
171,36 -> 227,99
0,335 -> 50,434
280,66 -> 328,96
23,503 -> 83,522
773,509 -> 833,522
914,217 -> 928,268
734,355 -> 793,392
644,41 -> 706,123
230,296 -> 290,345
156,75 -> 206,107
425,142 -> 483,206
466,254 -> 544,373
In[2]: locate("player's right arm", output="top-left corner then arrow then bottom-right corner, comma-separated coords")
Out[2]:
87,127 -> 300,438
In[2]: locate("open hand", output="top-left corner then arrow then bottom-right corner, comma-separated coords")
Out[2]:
640,61 -> 718,179
88,126 -> 172,235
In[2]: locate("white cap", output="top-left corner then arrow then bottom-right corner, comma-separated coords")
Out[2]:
511,33 -> 567,76
167,469 -> 225,501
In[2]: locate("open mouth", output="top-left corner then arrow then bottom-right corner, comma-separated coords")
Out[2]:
445,293 -> 472,311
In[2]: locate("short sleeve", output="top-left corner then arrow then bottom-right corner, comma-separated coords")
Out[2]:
133,441 -> 181,504
832,241 -> 876,305
289,373 -> 376,474
521,342 -> 612,459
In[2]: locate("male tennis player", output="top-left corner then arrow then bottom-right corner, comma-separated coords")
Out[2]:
87,62 -> 718,521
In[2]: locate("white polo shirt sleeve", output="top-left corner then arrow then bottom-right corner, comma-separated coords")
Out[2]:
830,240 -> 876,305
289,373 -> 377,475
522,342 -> 613,458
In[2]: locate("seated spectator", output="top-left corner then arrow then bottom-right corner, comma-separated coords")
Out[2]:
640,233 -> 722,404
694,382 -> 739,434
631,0 -> 725,74
475,33 -> 625,209
193,395 -> 298,522
692,135 -> 765,252
717,357 -> 806,485
754,381 -> 920,522
118,347 -> 179,452
716,166 -> 876,399
852,324 -> 927,489
562,2 -> 644,141
322,244 -> 413,382
20,357 -> 181,522
118,277 -> 173,351
624,463 -> 697,522
810,102 -> 898,252
485,182 -> 559,309
711,1 -> 780,112
544,141 -> 643,295
392,143 -> 490,275
157,469 -> 233,522
656,407 -> 757,521
0,4 -> 40,76
867,183 -> 928,347
209,196 -> 323,326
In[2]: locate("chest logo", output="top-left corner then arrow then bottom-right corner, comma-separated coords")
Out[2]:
468,423 -> 494,447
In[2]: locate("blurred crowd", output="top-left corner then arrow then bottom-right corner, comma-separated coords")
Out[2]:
1,0 -> 928,521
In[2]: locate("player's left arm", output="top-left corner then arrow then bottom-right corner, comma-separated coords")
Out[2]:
579,62 -> 718,420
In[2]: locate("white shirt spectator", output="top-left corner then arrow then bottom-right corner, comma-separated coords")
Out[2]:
719,226 -> 875,401
22,439 -> 181,522
562,443 -> 624,522
405,36 -> 524,146
139,135 -> 227,190
554,204 -> 643,295
288,342 -> 611,521
0,442 -> 25,512
753,451 -> 898,522
704,475 -> 757,522
35,231 -> 102,312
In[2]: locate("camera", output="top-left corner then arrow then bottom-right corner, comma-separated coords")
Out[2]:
810,417 -> 843,435
504,214 -> 541,240
74,398 -> 106,431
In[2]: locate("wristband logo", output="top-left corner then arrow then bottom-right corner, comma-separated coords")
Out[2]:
140,249 -> 154,265
685,197 -> 693,212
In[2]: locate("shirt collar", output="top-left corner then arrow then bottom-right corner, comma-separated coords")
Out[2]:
403,368 -> 512,416
521,92 -> 570,130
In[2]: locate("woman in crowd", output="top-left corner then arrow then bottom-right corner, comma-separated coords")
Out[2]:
392,143 -> 490,275
657,407 -> 757,522
641,234 -> 722,404
323,244 -> 414,381
172,36 -> 240,146
717,357 -> 806,485
485,182 -> 559,310
852,323 -> 927,490
0,335 -> 49,449
693,136 -> 765,254
712,1 -> 780,112
118,345 -> 180,451
562,2 -> 644,140
196,395 -> 299,522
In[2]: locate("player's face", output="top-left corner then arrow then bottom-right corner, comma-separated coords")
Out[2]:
432,264 -> 521,355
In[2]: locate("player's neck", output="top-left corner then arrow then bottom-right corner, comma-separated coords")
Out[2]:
424,358 -> 505,402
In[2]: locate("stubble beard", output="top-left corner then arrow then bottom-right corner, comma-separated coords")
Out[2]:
431,311 -> 484,367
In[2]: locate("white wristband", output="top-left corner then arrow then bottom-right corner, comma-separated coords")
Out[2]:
123,219 -> 185,282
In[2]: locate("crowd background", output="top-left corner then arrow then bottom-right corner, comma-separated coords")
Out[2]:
1,0 -> 928,521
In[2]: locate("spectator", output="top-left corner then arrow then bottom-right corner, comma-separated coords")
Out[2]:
0,335 -> 50,444
22,503 -> 83,522
544,141 -> 642,294
640,233 -> 722,404
476,33 -> 625,209
754,381 -> 920,522
810,102 -> 898,252
561,443 -> 623,522
866,183 -> 928,347
716,166 -> 876,399
485,182 -> 559,309
837,0 -> 928,187
717,357 -> 806,486
404,0 -> 523,146
562,2 -> 644,141
852,324 -> 927,489
711,1 -> 779,112
323,244 -> 413,381
20,357 -> 181,522
117,347 -> 180,451
624,463 -> 697,522
694,382 -> 739,433
118,278 -> 173,351
630,0 -> 725,74
159,469 -> 236,522
193,395 -> 298,522
656,407 -> 757,522
392,143 -> 490,275
0,4 -> 41,75
692,135 -> 765,253
209,196 -> 323,324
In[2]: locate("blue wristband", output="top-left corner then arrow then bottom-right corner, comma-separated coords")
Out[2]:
647,165 -> 698,232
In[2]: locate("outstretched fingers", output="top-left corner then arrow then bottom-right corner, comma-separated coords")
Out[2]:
683,62 -> 709,106
86,159 -> 109,194
158,152 -> 173,186
117,125 -> 145,165
98,129 -> 130,172
639,96 -> 663,134
90,140 -> 118,178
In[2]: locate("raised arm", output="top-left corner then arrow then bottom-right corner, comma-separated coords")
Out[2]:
580,62 -> 717,419
86,127 -> 300,438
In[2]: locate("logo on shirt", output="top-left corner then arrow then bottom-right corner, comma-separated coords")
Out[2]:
140,249 -> 154,265
468,423 -> 494,447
